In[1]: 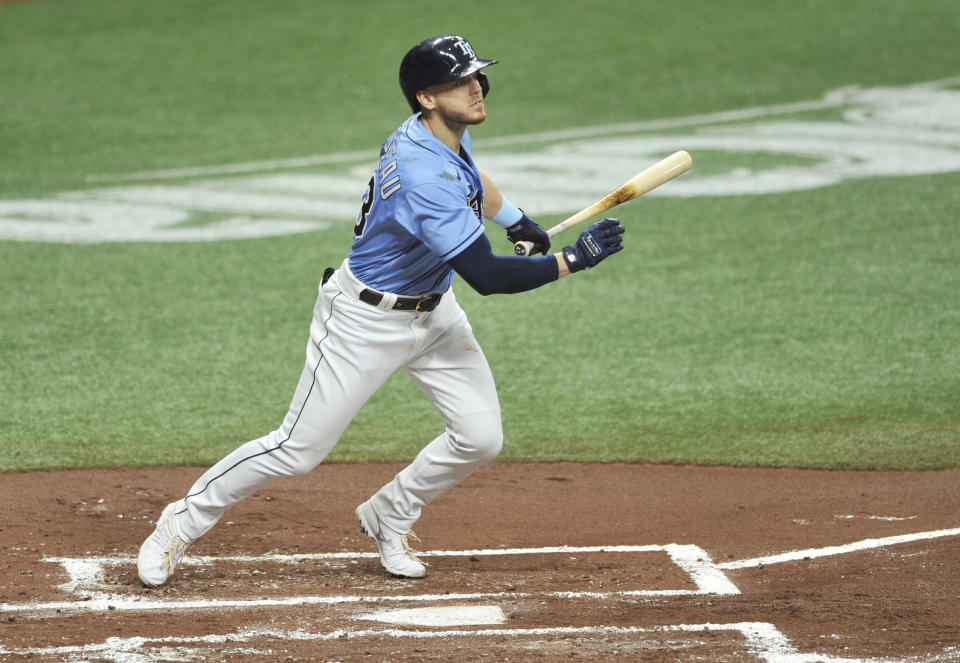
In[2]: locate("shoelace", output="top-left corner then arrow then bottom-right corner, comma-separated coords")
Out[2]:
162,536 -> 188,574
401,530 -> 428,567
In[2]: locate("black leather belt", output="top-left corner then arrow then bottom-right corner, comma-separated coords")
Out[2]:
358,288 -> 443,312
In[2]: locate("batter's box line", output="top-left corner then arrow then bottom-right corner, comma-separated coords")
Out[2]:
7,527 -> 957,616
0,544 -> 738,615
717,526 -> 960,570
0,621 -> 948,663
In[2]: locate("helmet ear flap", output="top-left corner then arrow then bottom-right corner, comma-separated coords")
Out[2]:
477,72 -> 490,98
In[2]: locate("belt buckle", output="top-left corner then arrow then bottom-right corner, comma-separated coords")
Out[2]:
415,294 -> 438,313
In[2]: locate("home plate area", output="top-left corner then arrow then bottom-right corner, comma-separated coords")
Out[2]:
2,464 -> 959,661
3,532 -> 959,662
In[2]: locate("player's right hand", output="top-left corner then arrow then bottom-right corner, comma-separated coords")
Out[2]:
561,218 -> 625,272
506,213 -> 551,255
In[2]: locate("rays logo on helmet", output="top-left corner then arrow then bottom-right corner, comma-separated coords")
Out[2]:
452,37 -> 477,59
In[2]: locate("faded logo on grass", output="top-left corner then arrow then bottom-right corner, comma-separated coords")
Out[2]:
2,78 -> 959,243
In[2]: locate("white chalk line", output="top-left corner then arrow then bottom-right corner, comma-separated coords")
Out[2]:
0,621 -> 938,663
3,527 -> 958,615
0,589 -> 725,616
3,530 -> 959,662
48,543 -> 667,566
0,543 -> 737,615
718,526 -> 960,570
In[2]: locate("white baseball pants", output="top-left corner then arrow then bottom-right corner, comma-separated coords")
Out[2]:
171,259 -> 502,542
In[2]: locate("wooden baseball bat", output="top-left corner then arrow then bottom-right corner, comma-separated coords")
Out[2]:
513,150 -> 692,256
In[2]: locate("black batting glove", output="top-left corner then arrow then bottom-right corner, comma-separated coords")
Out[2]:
561,218 -> 625,272
506,212 -> 551,255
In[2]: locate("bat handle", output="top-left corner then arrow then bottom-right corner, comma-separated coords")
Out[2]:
513,240 -> 535,256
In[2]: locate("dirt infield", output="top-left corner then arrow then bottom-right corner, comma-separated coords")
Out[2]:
1,463 -> 958,662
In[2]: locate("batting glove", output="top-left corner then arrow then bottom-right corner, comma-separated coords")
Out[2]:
561,218 -> 625,272
506,212 -> 551,255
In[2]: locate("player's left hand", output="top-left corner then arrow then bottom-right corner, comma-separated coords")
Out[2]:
506,213 -> 551,255
561,217 -> 625,272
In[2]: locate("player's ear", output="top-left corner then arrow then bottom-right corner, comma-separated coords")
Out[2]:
416,89 -> 437,112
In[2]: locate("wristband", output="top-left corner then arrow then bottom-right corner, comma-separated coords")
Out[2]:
561,245 -> 583,272
489,198 -> 523,228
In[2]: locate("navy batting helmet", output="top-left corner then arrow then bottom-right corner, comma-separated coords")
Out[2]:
399,35 -> 497,112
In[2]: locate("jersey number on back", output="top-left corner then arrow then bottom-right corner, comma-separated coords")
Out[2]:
354,176 -> 375,239
355,136 -> 402,239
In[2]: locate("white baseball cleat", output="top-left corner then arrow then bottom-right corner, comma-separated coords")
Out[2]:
137,502 -> 190,587
356,500 -> 427,578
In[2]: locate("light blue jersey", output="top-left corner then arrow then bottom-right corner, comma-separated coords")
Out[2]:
348,114 -> 486,295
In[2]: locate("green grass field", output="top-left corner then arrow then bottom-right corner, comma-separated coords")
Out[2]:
2,0 -> 958,471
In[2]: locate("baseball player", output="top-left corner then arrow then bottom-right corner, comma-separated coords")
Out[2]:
137,34 -> 625,585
